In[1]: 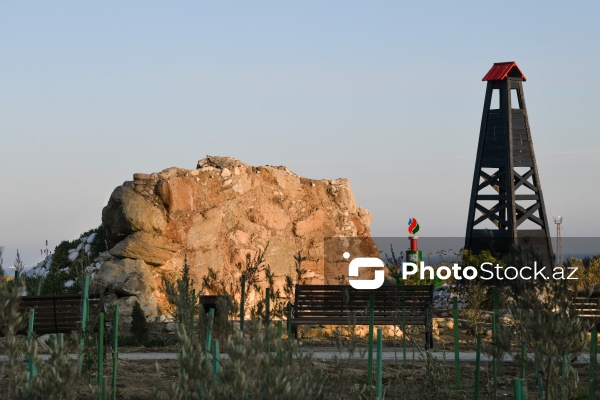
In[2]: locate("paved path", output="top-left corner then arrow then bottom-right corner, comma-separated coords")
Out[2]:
2,347 -> 599,365
118,349 -> 600,365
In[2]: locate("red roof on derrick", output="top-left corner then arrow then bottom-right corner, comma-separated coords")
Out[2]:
482,61 -> 526,81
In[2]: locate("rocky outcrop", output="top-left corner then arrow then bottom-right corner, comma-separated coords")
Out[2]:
95,156 -> 376,328
108,232 -> 178,266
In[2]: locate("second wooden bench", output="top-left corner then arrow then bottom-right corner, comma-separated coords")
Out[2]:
293,284 -> 434,348
18,293 -> 102,335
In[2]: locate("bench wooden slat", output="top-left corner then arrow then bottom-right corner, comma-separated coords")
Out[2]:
573,295 -> 600,330
293,284 -> 434,348
296,301 -> 432,307
12,293 -> 103,335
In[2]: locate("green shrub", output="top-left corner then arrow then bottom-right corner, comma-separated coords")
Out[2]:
36,226 -> 107,295
155,322 -> 323,400
569,255 -> 600,294
496,269 -> 588,399
1,281 -> 88,400
162,256 -> 196,327
0,281 -> 27,398
14,334 -> 81,400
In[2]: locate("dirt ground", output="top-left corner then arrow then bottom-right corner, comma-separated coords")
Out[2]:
2,358 -> 592,400
1,323 -> 598,399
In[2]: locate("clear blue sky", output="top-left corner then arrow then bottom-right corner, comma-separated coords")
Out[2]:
1,1 -> 599,267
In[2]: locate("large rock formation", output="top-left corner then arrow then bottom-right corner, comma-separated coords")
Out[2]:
95,156 -> 376,328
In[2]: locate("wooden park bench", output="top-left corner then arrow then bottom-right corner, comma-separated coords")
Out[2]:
573,293 -> 600,331
293,284 -> 434,348
16,293 -> 102,335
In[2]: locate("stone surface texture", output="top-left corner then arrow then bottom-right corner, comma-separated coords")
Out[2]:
95,156 -> 376,328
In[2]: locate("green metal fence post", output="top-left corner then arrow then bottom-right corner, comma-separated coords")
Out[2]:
517,346 -> 528,399
521,343 -> 526,379
535,345 -> 544,400
401,285 -> 406,367
376,328 -> 383,400
368,292 -> 375,383
79,274 -> 90,373
474,333 -> 481,400
589,329 -> 597,400
27,308 -> 37,381
453,296 -> 461,387
112,304 -> 119,400
98,312 -> 105,400
514,379 -> 523,400
493,286 -> 499,398
205,308 -> 215,358
213,339 -> 220,382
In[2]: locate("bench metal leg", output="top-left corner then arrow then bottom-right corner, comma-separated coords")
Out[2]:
425,307 -> 434,349
425,329 -> 433,349
425,330 -> 431,349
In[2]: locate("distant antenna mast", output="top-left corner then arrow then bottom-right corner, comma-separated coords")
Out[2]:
554,216 -> 563,266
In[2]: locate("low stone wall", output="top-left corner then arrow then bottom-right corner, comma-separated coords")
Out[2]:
433,283 -> 465,310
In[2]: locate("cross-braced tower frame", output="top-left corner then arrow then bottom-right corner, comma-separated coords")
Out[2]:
465,62 -> 553,262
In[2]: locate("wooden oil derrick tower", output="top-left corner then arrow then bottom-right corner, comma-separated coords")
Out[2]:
465,62 -> 553,262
